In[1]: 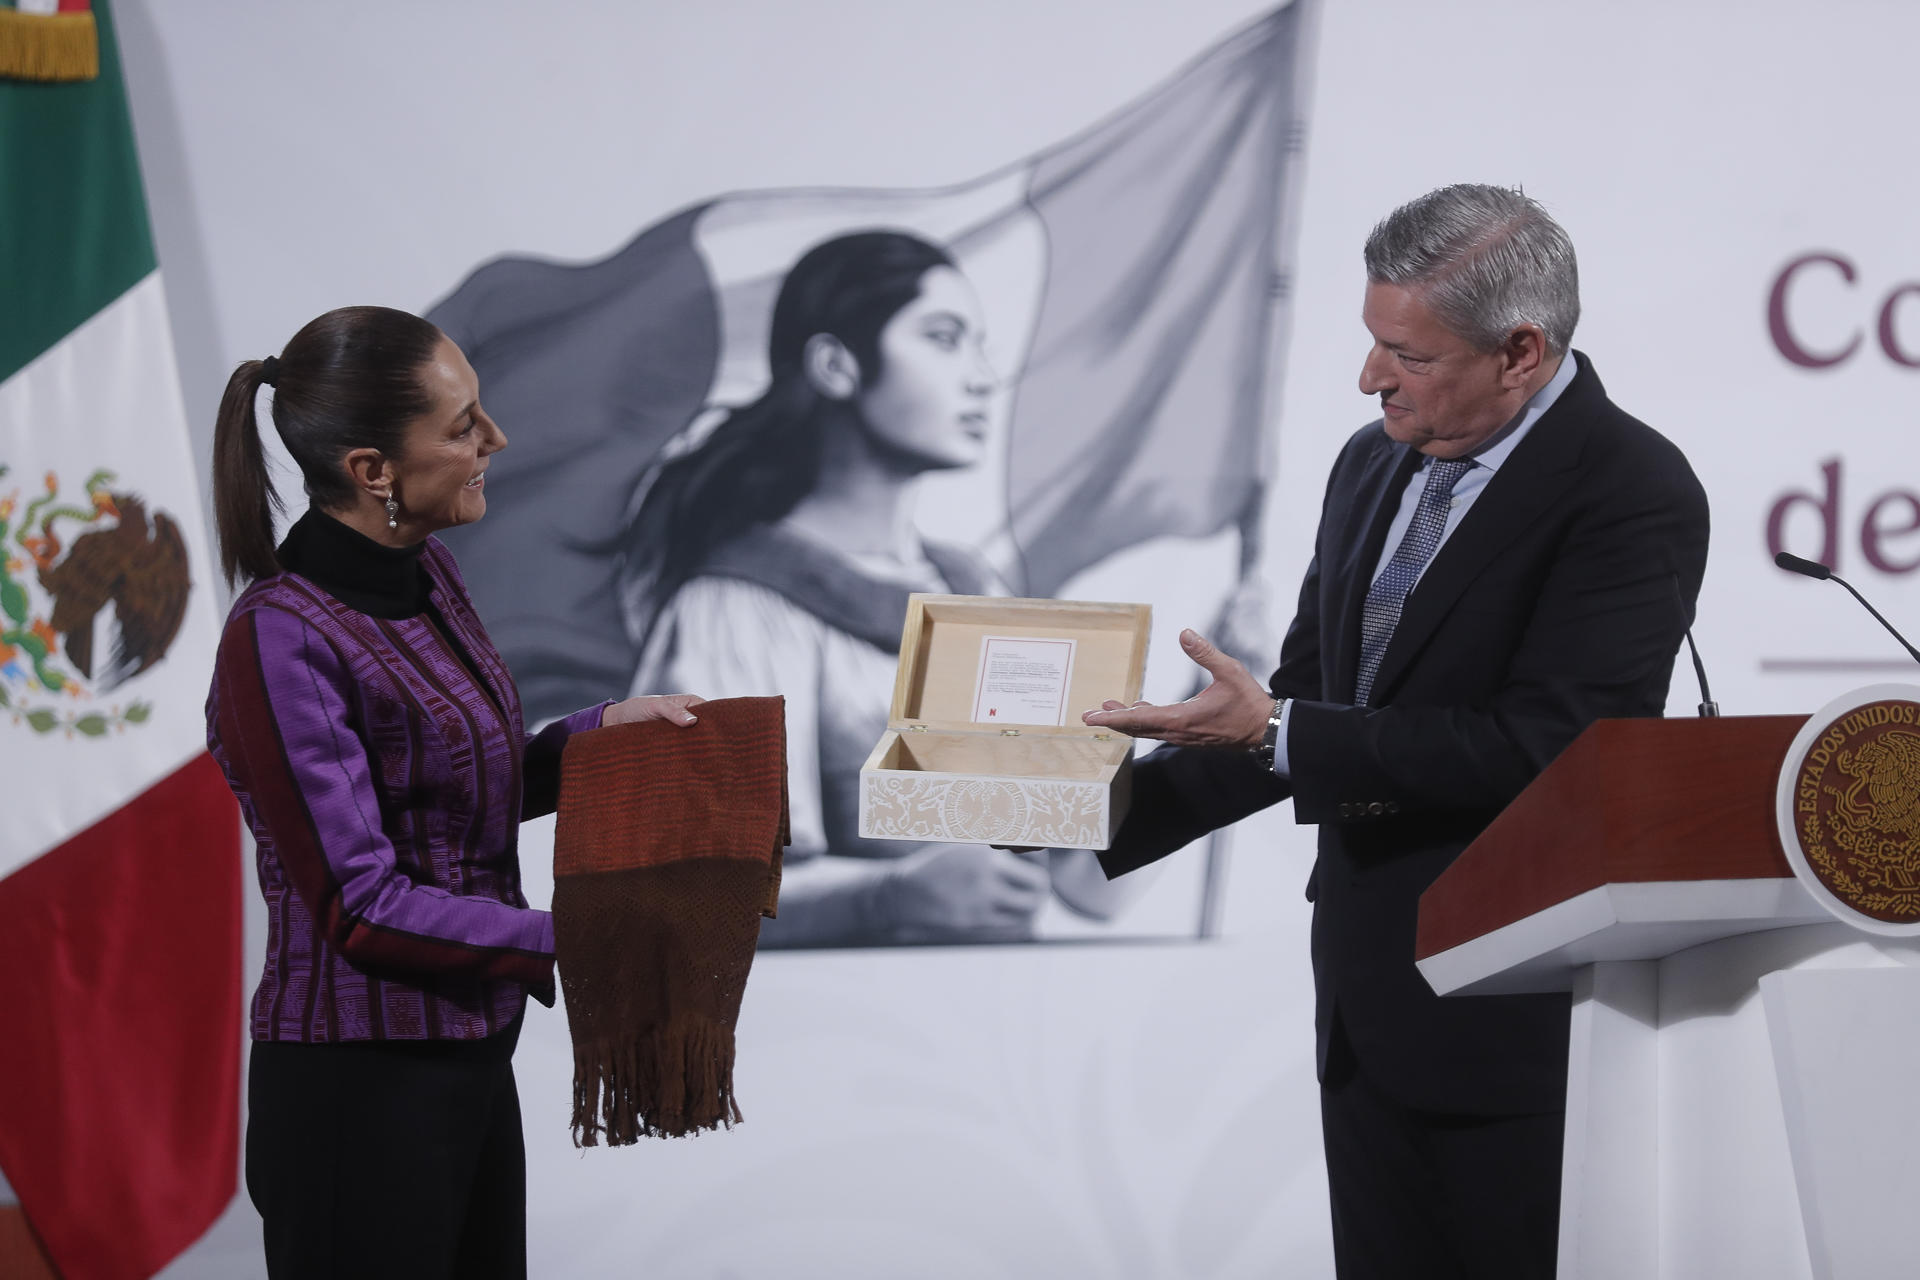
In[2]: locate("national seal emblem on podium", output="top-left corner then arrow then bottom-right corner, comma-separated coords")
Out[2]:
1778,685 -> 1920,932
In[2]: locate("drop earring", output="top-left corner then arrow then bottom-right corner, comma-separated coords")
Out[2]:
384,494 -> 399,530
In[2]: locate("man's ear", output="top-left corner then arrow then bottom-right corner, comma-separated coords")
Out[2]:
1500,324 -> 1549,389
802,333 -> 862,401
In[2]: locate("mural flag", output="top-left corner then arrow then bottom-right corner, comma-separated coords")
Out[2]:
997,2 -> 1310,596
0,0 -> 240,1275
430,0 -> 1312,720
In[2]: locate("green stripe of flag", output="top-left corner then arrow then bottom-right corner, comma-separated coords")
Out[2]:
0,0 -> 155,386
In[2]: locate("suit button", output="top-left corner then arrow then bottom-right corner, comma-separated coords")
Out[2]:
1368,802 -> 1385,816
1385,801 -> 1400,815
1337,803 -> 1353,818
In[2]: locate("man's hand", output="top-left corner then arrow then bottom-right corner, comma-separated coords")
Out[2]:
1080,629 -> 1271,749
602,693 -> 706,727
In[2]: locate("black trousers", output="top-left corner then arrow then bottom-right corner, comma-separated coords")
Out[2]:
1319,1019 -> 1564,1280
246,1022 -> 528,1280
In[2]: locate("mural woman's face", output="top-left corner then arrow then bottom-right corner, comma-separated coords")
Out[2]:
857,266 -> 996,471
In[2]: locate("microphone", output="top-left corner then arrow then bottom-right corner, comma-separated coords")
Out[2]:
1773,551 -> 1920,665
1670,574 -> 1718,717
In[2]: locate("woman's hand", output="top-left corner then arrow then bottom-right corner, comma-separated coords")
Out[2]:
1047,846 -> 1156,921
992,845 -> 1155,922
876,844 -> 1049,939
601,693 -> 706,728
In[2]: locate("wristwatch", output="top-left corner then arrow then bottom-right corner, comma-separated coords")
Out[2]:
1253,697 -> 1287,767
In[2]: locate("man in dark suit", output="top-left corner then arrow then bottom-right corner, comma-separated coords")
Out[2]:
1086,185 -> 1710,1279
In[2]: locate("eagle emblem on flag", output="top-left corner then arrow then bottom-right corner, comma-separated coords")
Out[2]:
0,462 -> 189,735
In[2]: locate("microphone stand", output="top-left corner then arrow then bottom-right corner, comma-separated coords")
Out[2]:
1670,573 -> 1718,717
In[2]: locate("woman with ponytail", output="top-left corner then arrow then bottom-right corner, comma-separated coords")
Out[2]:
206,306 -> 702,1279
622,231 -> 1131,948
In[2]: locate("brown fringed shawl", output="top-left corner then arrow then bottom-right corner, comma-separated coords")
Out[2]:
552,696 -> 786,1144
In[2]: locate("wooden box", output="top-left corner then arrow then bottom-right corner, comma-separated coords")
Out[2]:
858,594 -> 1151,850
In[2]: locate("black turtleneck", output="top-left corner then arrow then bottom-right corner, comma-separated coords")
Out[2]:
276,508 -> 432,619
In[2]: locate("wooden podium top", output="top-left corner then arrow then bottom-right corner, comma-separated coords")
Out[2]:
1415,716 -> 1825,996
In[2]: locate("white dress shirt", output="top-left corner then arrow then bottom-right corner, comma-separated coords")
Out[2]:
1273,351 -> 1581,778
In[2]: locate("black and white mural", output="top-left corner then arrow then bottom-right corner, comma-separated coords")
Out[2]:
428,4 -> 1314,946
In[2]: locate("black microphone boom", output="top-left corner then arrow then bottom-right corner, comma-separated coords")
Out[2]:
1774,551 -> 1832,581
1773,551 -> 1920,666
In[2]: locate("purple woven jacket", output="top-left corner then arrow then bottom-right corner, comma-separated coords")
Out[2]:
207,538 -> 605,1043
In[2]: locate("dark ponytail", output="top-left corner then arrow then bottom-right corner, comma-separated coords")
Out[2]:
210,306 -> 444,585
212,360 -> 281,586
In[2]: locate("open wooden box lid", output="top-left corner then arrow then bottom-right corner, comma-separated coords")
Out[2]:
888,594 -> 1151,737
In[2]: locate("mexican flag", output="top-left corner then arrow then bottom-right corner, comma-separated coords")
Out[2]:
0,1 -> 241,1276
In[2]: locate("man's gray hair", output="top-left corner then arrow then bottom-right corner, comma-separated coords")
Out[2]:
1363,184 -> 1580,354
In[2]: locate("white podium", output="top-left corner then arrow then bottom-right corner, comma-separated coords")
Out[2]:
1415,717 -> 1920,1280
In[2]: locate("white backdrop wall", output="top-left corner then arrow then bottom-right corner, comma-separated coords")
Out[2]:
110,1 -> 1920,1276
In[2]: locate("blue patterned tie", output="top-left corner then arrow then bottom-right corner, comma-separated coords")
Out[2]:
1352,457 -> 1475,705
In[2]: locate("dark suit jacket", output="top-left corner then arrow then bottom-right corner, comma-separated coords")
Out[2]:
1100,354 -> 1710,1116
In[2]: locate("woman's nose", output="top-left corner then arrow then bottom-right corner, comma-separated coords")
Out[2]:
966,347 -> 997,395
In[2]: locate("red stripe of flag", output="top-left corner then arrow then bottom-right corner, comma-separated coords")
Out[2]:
0,753 -> 241,1280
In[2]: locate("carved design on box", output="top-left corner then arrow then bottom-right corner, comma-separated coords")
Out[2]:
1015,783 -> 1104,847
863,776 -> 947,839
863,775 -> 1107,846
942,779 -> 1029,843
